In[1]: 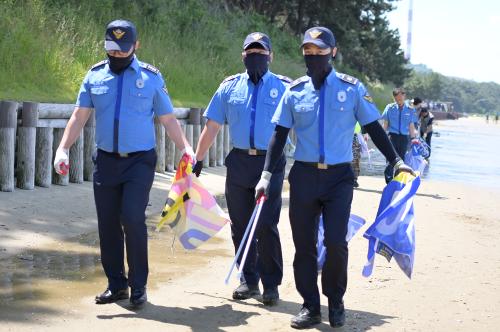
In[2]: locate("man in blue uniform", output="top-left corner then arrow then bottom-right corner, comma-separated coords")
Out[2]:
193,32 -> 291,306
382,88 -> 418,183
255,27 -> 414,329
53,20 -> 193,308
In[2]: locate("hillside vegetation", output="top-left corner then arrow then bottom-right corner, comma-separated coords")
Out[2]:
0,0 -> 398,109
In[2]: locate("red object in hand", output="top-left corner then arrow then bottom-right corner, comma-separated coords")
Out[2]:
59,162 -> 69,176
257,195 -> 267,203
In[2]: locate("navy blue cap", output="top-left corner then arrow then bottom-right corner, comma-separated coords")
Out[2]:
105,20 -> 137,52
243,32 -> 271,51
301,27 -> 336,49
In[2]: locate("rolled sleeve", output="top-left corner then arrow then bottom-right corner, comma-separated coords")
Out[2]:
153,76 -> 174,116
75,72 -> 93,108
272,90 -> 293,128
203,88 -> 226,125
355,83 -> 380,125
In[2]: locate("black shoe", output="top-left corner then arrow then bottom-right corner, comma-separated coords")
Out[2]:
232,282 -> 260,300
130,287 -> 147,308
290,306 -> 321,329
262,287 -> 279,306
353,179 -> 359,188
95,288 -> 129,304
328,300 -> 346,328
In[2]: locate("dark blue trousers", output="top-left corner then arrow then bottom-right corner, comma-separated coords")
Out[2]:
93,149 -> 156,291
225,149 -> 285,289
385,133 -> 409,183
288,162 -> 354,309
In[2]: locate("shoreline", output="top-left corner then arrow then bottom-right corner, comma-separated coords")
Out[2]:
1,166 -> 500,331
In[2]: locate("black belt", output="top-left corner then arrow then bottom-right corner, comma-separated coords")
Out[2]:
98,149 -> 147,158
233,148 -> 267,156
296,161 -> 351,170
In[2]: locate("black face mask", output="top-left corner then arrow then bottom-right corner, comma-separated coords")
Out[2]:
107,49 -> 135,74
244,53 -> 269,84
304,55 -> 332,90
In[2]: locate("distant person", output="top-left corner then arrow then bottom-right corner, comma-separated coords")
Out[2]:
419,107 -> 434,157
382,87 -> 418,183
351,123 -> 368,188
193,32 -> 291,306
411,97 -> 423,130
54,19 -> 193,308
495,112 -> 499,124
486,113 -> 489,123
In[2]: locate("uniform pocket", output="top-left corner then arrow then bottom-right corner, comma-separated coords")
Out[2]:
263,97 -> 279,119
227,96 -> 245,123
129,88 -> 153,112
293,103 -> 316,128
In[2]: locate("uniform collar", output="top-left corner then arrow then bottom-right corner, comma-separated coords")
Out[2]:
243,70 -> 271,85
129,56 -> 140,73
325,67 -> 337,86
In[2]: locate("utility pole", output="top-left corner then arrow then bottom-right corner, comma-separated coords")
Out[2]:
405,0 -> 413,61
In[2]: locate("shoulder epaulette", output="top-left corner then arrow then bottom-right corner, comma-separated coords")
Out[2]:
337,73 -> 359,85
140,62 -> 160,75
289,76 -> 309,89
90,60 -> 108,70
221,74 -> 240,84
276,74 -> 292,83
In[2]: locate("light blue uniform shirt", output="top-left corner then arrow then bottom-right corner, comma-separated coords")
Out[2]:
76,56 -> 174,153
203,71 -> 289,150
272,69 -> 380,164
382,102 -> 417,136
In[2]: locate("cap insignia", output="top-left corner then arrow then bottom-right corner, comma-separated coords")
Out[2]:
252,33 -> 263,41
113,29 -> 125,40
309,30 -> 322,39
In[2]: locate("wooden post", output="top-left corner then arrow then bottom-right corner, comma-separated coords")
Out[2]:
190,108 -> 201,152
69,132 -> 84,184
201,117 -> 210,167
35,127 -> 53,187
174,124 -> 185,169
16,102 -> 39,189
216,128 -> 223,166
0,101 -> 18,192
185,124 -> 193,155
83,110 -> 95,181
209,140 -> 216,167
165,134 -> 175,172
223,124 -> 230,163
154,117 -> 166,173
52,128 -> 69,186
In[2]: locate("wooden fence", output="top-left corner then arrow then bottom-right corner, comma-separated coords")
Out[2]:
0,100 -> 232,192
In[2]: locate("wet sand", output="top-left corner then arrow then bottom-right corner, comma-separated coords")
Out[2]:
1,166 -> 500,331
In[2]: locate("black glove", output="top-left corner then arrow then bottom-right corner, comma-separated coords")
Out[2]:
193,160 -> 203,177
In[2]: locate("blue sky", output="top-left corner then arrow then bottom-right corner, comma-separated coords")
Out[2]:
386,0 -> 500,84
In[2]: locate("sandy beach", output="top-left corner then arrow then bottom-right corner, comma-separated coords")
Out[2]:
1,155 -> 500,332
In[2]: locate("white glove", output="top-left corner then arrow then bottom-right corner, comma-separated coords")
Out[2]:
181,145 -> 196,162
54,148 -> 69,175
393,159 -> 416,177
255,171 -> 272,200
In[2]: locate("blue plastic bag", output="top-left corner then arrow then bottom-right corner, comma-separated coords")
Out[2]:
317,214 -> 366,270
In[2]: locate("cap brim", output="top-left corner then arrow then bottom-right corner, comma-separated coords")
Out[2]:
243,40 -> 270,51
104,40 -> 133,52
300,40 -> 330,49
